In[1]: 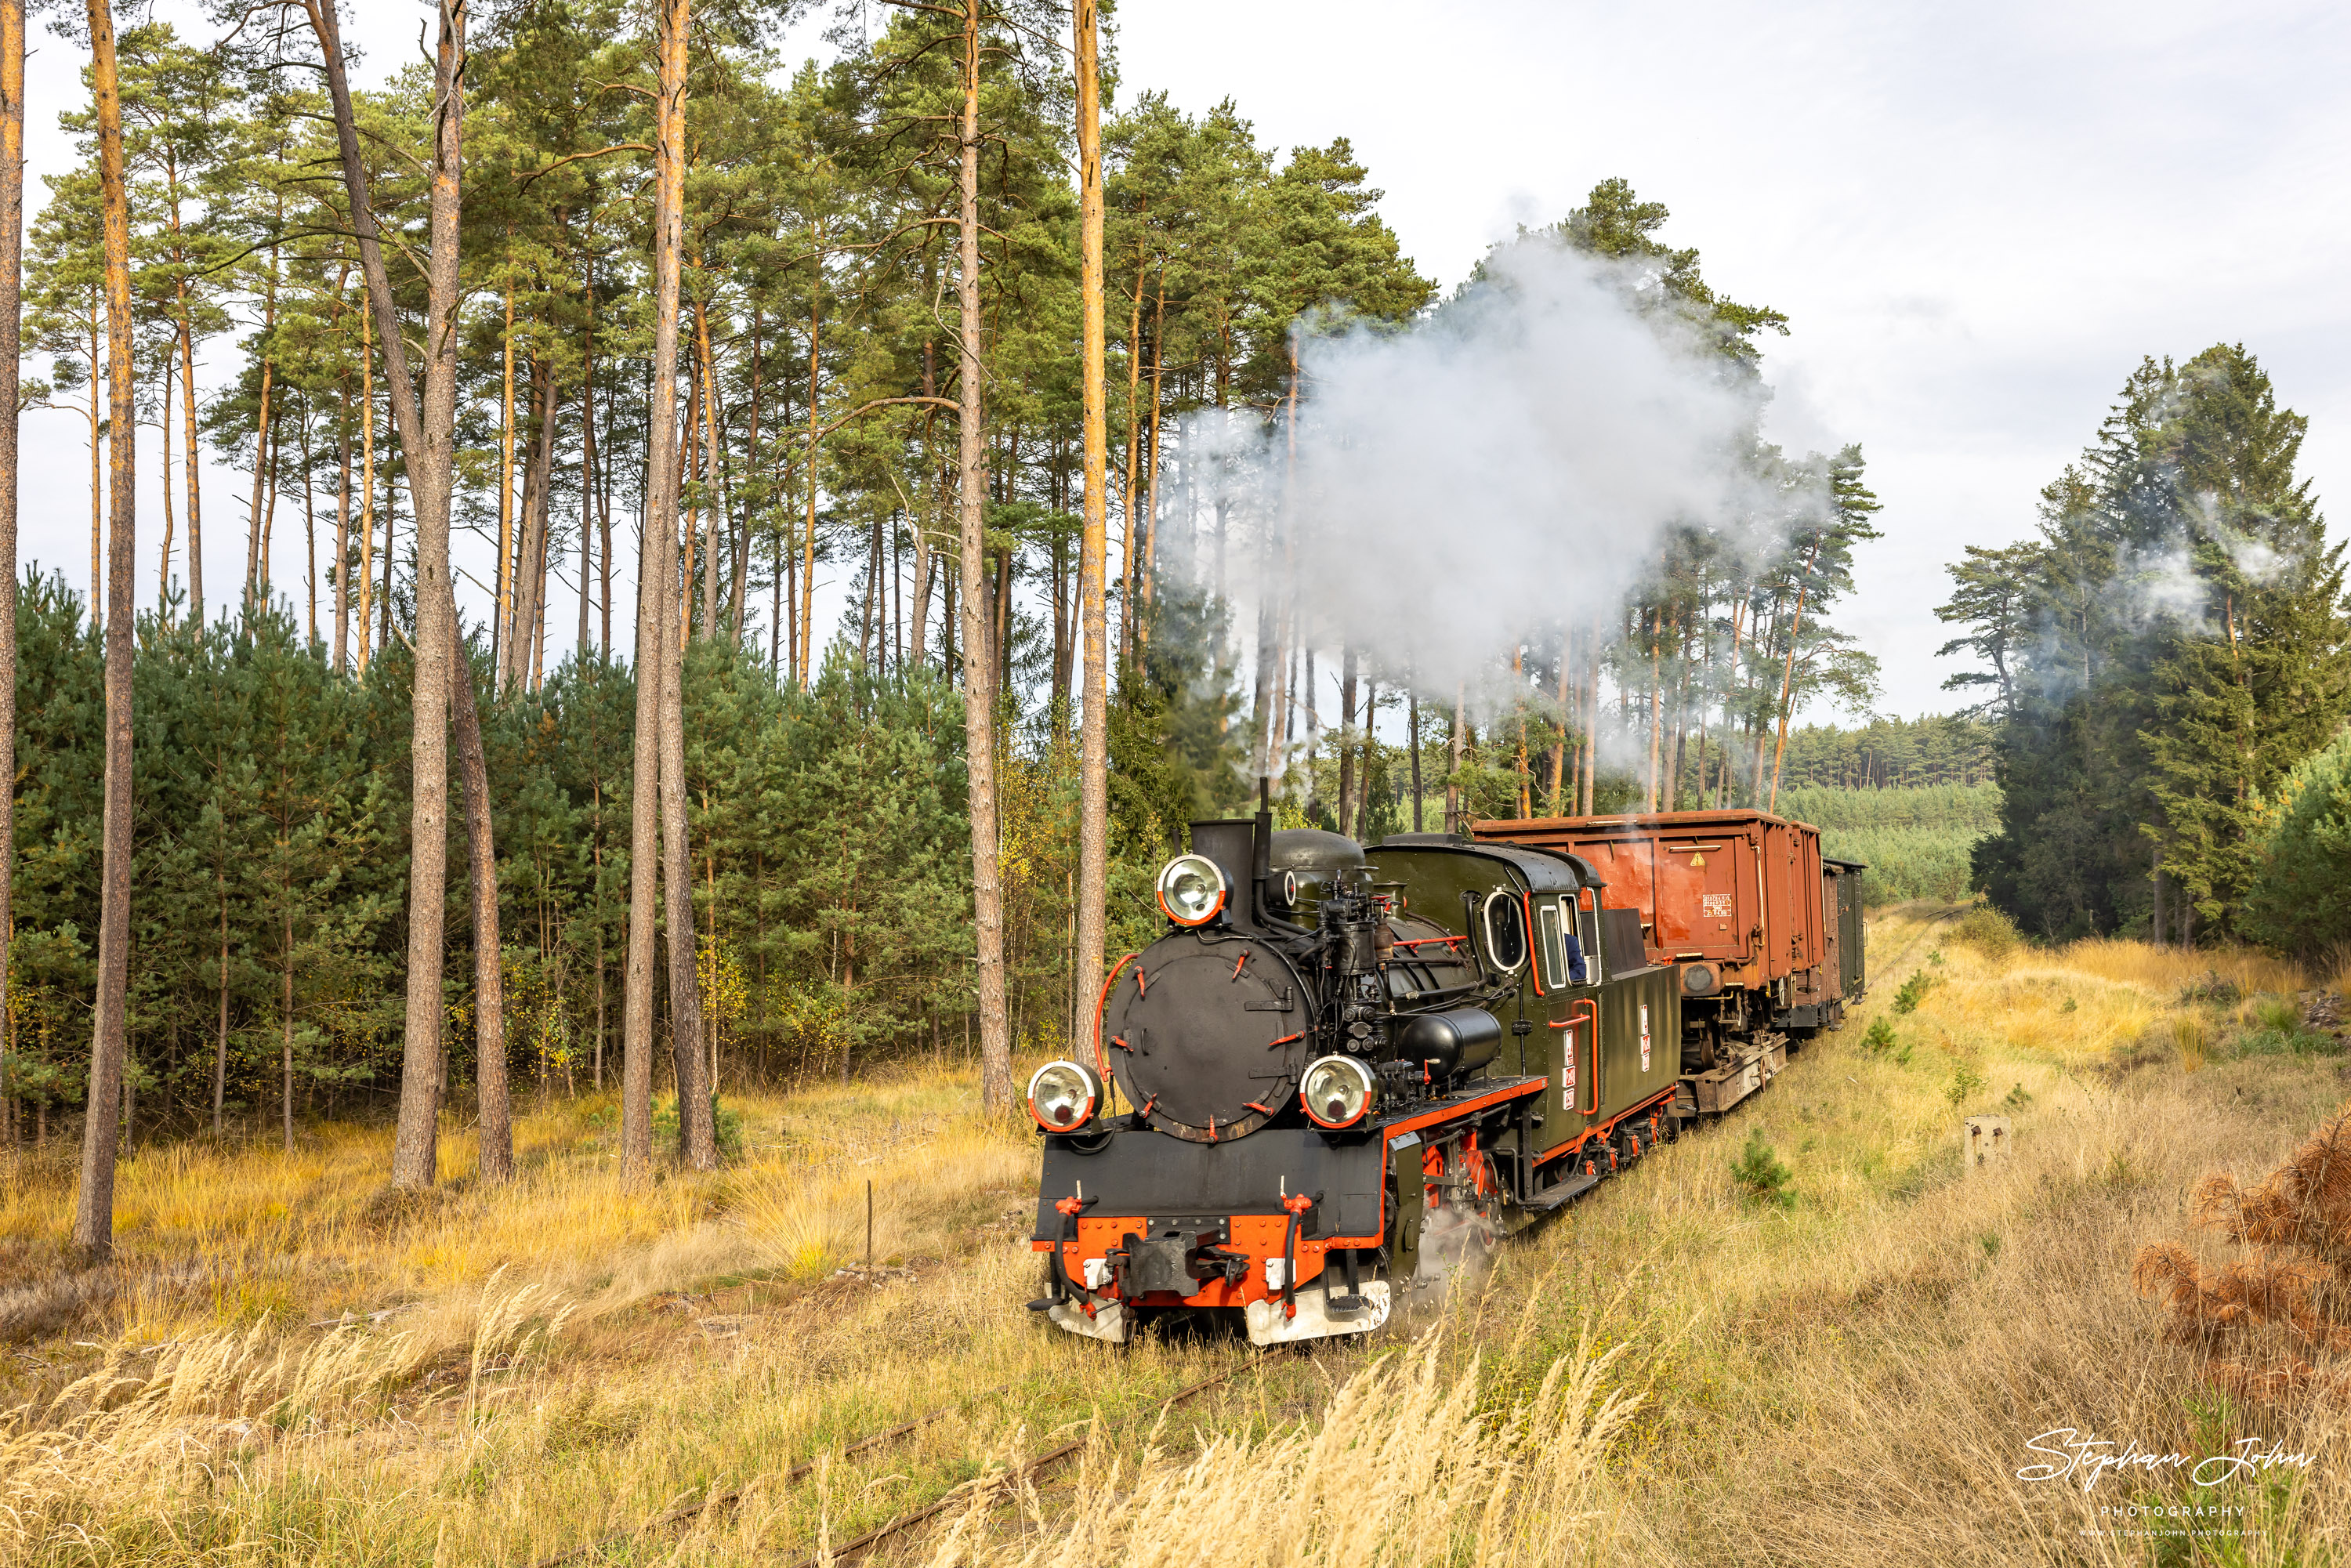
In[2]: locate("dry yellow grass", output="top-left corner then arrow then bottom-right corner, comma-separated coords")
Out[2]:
3,911 -> 2347,1566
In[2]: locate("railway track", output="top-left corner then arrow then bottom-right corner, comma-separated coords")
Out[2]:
521,1357 -> 1266,1568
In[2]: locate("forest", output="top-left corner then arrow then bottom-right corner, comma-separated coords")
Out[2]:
3,0 -> 1886,1244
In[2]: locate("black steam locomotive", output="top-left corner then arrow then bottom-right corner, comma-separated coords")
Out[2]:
1025,809 -> 1685,1346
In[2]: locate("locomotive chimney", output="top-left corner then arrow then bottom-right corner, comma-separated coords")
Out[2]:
1189,818 -> 1261,932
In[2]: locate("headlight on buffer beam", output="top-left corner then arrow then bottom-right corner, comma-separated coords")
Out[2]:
1027,1059 -> 1103,1132
1300,1055 -> 1375,1129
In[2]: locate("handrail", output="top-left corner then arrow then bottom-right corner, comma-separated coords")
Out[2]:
1567,998 -> 1600,1115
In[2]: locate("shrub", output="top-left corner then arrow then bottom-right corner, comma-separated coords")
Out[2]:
2243,730 -> 2351,961
1943,1061 -> 1987,1110
2179,970 -> 2243,1005
1860,1016 -> 1897,1057
1730,1131 -> 1795,1210
1953,901 -> 2020,959
2001,1082 -> 2033,1111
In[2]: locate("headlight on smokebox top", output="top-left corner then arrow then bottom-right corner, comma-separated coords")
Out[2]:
1300,1055 -> 1375,1129
1027,1059 -> 1103,1132
1156,853 -> 1229,927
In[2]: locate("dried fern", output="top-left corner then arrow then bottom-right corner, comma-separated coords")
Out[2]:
2134,1108 -> 2351,1398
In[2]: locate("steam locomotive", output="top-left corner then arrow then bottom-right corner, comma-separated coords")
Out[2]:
1025,809 -> 1689,1347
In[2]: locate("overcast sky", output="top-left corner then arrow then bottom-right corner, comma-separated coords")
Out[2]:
17,0 -> 2348,722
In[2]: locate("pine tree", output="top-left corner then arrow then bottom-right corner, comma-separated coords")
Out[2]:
1972,346 -> 2351,939
2142,346 -> 2351,933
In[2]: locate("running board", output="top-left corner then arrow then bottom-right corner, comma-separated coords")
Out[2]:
1519,1171 -> 1601,1212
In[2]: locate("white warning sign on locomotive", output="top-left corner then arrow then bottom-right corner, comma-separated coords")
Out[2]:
1640,1004 -> 1651,1071
1701,893 -> 1733,918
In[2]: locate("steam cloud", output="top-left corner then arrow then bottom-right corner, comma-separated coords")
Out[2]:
1161,236 -> 1835,737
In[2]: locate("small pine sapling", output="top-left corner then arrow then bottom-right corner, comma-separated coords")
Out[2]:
1893,971 -> 1936,1015
1731,1130 -> 1795,1210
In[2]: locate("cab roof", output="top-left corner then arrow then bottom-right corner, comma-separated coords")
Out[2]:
1372,834 -> 1596,893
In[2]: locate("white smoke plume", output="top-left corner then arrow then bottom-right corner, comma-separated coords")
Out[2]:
1158,235 -> 1835,739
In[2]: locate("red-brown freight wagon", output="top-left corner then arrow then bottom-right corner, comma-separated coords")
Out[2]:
1471,810 -> 1866,1091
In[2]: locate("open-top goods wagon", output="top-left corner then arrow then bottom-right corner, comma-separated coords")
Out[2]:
1472,809 -> 1867,1106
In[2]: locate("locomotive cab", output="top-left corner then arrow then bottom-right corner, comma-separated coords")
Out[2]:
1027,814 -> 1683,1347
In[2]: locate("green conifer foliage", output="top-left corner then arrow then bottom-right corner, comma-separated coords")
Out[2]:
1959,347 -> 2351,940
2241,731 -> 2351,961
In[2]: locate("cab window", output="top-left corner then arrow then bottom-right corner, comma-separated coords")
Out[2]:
1537,898 -> 1568,990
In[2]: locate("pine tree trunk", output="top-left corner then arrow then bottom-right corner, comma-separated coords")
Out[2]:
213,877 -> 228,1135
300,410 -> 317,643
73,0 -> 134,1258
697,299 -> 722,641
281,902 -> 293,1153
1119,242 -> 1144,664
494,277 -> 514,675
582,310 -> 598,657
1768,540 -> 1824,814
1580,632 -> 1599,815
1072,0 -> 1109,1080
305,0 -> 466,1190
799,249 -> 821,687
1446,686 -> 1464,833
623,0 -> 689,1184
661,538 -> 714,1164
155,343 -> 174,607
1137,278 -> 1165,651
451,644 -> 509,1180
0,0 -> 19,1157
910,342 -> 936,668
169,307 -> 200,620
729,305 -> 755,649
504,362 -> 556,694
958,0 -> 1011,1114
1548,625 -> 1570,812
1407,686 -> 1422,831
354,300 -> 371,674
334,374 -> 350,672
1338,647 -> 1358,829
583,255 -> 603,657
85,292 -> 96,630
245,354 -> 273,616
